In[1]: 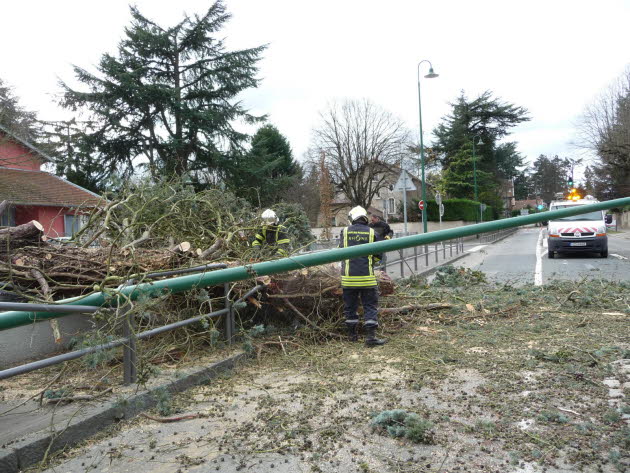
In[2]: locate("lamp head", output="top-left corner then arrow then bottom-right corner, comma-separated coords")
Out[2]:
424,67 -> 439,79
477,138 -> 484,145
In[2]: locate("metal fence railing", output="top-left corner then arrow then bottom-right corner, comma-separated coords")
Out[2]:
1,197 -> 628,382
379,238 -> 464,278
0,263 -> 264,383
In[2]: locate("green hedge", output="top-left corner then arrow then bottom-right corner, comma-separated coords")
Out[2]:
408,198 -> 493,222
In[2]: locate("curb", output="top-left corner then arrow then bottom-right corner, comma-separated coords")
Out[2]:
0,352 -> 246,473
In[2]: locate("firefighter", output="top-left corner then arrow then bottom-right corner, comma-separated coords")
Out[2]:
251,209 -> 291,257
340,206 -> 386,346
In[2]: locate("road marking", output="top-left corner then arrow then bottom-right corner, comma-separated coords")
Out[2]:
610,253 -> 628,260
535,229 -> 543,286
585,264 -> 595,270
466,245 -> 488,253
543,238 -> 548,249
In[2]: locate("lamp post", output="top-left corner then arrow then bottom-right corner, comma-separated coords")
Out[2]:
417,60 -> 439,233
472,134 -> 483,222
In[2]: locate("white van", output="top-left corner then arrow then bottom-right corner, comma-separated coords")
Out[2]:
547,198 -> 608,258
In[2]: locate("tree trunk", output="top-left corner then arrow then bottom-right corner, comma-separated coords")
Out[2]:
0,220 -> 44,239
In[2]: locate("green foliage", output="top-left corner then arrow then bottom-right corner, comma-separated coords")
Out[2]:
230,124 -> 302,207
411,198 -> 493,222
537,410 -> 569,424
152,387 -> 173,416
529,349 -> 573,363
271,202 -> 314,248
529,154 -> 575,203
44,388 -> 72,399
431,91 -> 529,213
603,409 -> 622,424
433,91 -> 530,169
370,409 -> 434,444
104,176 -> 255,251
432,265 -> 487,287
68,334 -> 117,368
59,1 -> 265,183
0,77 -> 44,143
439,144 -> 495,203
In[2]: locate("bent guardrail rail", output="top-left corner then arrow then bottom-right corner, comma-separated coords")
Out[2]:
1,196 -> 628,332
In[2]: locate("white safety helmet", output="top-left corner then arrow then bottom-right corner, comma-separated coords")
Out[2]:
261,209 -> 279,225
348,205 -> 368,224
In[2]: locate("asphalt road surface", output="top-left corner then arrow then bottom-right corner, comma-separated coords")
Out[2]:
459,226 -> 630,285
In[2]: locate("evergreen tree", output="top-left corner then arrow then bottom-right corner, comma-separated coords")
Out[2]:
60,1 -> 265,183
440,144 -> 494,201
432,91 -> 529,208
433,91 -> 530,171
513,169 -> 535,200
0,77 -> 44,144
230,124 -> 301,207
494,142 -> 526,179
530,154 -> 571,202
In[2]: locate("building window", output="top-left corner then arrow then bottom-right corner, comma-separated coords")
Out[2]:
0,207 -> 15,227
64,214 -> 83,237
388,198 -> 395,213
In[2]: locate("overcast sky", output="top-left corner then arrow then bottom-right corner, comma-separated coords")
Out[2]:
2,0 -> 630,178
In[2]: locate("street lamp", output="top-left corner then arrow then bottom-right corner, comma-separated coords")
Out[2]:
472,134 -> 484,222
417,60 -> 439,233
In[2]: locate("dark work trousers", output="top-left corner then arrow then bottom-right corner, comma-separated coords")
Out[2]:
343,287 -> 379,328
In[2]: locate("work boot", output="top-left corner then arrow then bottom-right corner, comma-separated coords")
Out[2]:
346,324 -> 358,342
365,326 -> 387,346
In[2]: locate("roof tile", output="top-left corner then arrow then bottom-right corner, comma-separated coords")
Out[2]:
0,167 -> 103,207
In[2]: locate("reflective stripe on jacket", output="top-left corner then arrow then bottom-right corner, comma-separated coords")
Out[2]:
251,225 -> 290,256
339,223 -> 378,287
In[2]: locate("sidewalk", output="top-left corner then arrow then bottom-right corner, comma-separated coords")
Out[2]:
0,351 -> 245,473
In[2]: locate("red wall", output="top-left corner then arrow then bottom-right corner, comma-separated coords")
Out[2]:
0,139 -> 42,171
15,205 -> 77,238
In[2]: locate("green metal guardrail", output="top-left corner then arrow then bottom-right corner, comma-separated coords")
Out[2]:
1,196 -> 628,331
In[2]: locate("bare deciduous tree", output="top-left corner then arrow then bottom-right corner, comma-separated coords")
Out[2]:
311,99 -> 410,210
577,67 -> 630,199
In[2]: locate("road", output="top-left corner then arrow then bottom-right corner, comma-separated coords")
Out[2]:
459,226 -> 630,285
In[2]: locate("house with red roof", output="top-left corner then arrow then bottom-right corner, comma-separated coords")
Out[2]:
0,124 -> 103,238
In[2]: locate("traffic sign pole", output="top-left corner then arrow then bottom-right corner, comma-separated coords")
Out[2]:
402,170 -> 408,235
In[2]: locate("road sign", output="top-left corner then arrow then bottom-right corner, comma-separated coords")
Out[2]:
418,200 -> 425,211
435,192 -> 442,205
480,203 -> 487,212
440,203 -> 444,217
393,170 -> 417,191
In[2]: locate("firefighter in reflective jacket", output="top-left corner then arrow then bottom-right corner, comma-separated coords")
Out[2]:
251,209 -> 291,257
340,206 -> 387,346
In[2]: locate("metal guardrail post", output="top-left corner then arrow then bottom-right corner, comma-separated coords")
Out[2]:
399,249 -> 404,278
122,305 -> 137,385
425,245 -> 429,266
435,243 -> 438,263
413,246 -> 418,271
121,279 -> 137,385
449,240 -> 453,257
442,242 -> 446,259
223,282 -> 234,344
